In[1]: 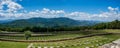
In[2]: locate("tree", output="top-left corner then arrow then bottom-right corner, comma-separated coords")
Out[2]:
23,27 -> 31,32
115,19 -> 119,23
24,31 -> 32,40
92,20 -> 120,29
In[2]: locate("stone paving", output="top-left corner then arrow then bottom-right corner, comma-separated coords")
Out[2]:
99,39 -> 120,48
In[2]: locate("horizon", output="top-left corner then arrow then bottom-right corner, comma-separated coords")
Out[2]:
0,0 -> 120,21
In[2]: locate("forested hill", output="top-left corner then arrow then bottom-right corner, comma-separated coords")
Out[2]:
0,19 -> 119,32
92,20 -> 120,29
0,17 -> 100,28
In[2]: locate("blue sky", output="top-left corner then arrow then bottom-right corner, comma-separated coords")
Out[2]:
0,0 -> 120,21
18,0 -> 120,13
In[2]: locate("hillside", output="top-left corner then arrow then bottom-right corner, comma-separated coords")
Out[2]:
0,17 -> 100,28
93,20 -> 120,29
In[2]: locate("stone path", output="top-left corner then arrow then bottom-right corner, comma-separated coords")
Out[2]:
27,43 -> 33,48
99,39 -> 120,48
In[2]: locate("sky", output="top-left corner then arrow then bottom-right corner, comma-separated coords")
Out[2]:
0,0 -> 120,21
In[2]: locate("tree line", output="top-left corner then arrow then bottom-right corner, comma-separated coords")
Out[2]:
92,20 -> 120,29
0,20 -> 120,32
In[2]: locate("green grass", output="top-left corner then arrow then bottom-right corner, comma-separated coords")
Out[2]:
0,30 -> 106,40
33,34 -> 120,48
0,29 -> 120,48
1,34 -> 119,48
0,41 -> 28,48
0,34 -> 83,40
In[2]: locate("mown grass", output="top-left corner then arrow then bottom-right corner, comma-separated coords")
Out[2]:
0,29 -> 120,48
0,34 -> 83,40
0,30 -> 106,40
1,34 -> 119,48
0,41 -> 28,48
33,34 -> 120,48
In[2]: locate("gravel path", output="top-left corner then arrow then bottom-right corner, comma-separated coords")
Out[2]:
99,39 -> 120,48
27,43 -> 33,48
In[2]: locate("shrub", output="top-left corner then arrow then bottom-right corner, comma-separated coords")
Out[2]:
24,31 -> 32,40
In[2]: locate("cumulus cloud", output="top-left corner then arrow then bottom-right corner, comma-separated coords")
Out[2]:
40,8 -> 65,14
108,6 -> 119,11
0,0 -> 119,21
62,6 -> 119,21
0,7 -> 120,21
0,8 -> 65,20
0,0 -> 23,13
41,8 -> 50,14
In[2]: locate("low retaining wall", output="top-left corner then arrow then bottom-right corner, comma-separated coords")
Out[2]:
0,34 -> 54,37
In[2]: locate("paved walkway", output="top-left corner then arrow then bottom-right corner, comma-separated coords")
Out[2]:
99,39 -> 120,48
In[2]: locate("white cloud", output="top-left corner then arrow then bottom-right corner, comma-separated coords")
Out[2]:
0,7 -> 120,21
0,1 -> 119,22
41,8 -> 50,14
108,6 -> 114,11
108,6 -> 119,11
90,7 -> 120,21
56,10 -> 65,14
0,0 -> 23,13
40,8 -> 65,15
64,6 -> 120,21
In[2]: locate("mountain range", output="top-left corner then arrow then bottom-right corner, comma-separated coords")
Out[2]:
0,17 -> 101,28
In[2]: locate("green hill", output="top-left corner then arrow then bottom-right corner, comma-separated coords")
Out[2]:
93,20 -> 120,29
0,17 -> 100,28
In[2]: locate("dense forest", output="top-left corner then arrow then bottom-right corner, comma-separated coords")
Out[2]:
0,20 -> 120,32
92,20 -> 120,29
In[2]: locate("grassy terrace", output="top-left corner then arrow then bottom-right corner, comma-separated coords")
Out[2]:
0,31 -> 85,40
0,29 -> 120,48
33,34 -> 120,48
0,30 -> 107,40
0,34 -> 120,48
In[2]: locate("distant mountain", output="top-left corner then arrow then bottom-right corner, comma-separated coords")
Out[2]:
0,19 -> 13,24
0,17 -> 101,28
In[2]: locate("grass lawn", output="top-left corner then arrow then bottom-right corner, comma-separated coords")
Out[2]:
0,30 -> 107,40
0,29 -> 120,48
0,41 -> 28,48
33,34 -> 120,48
